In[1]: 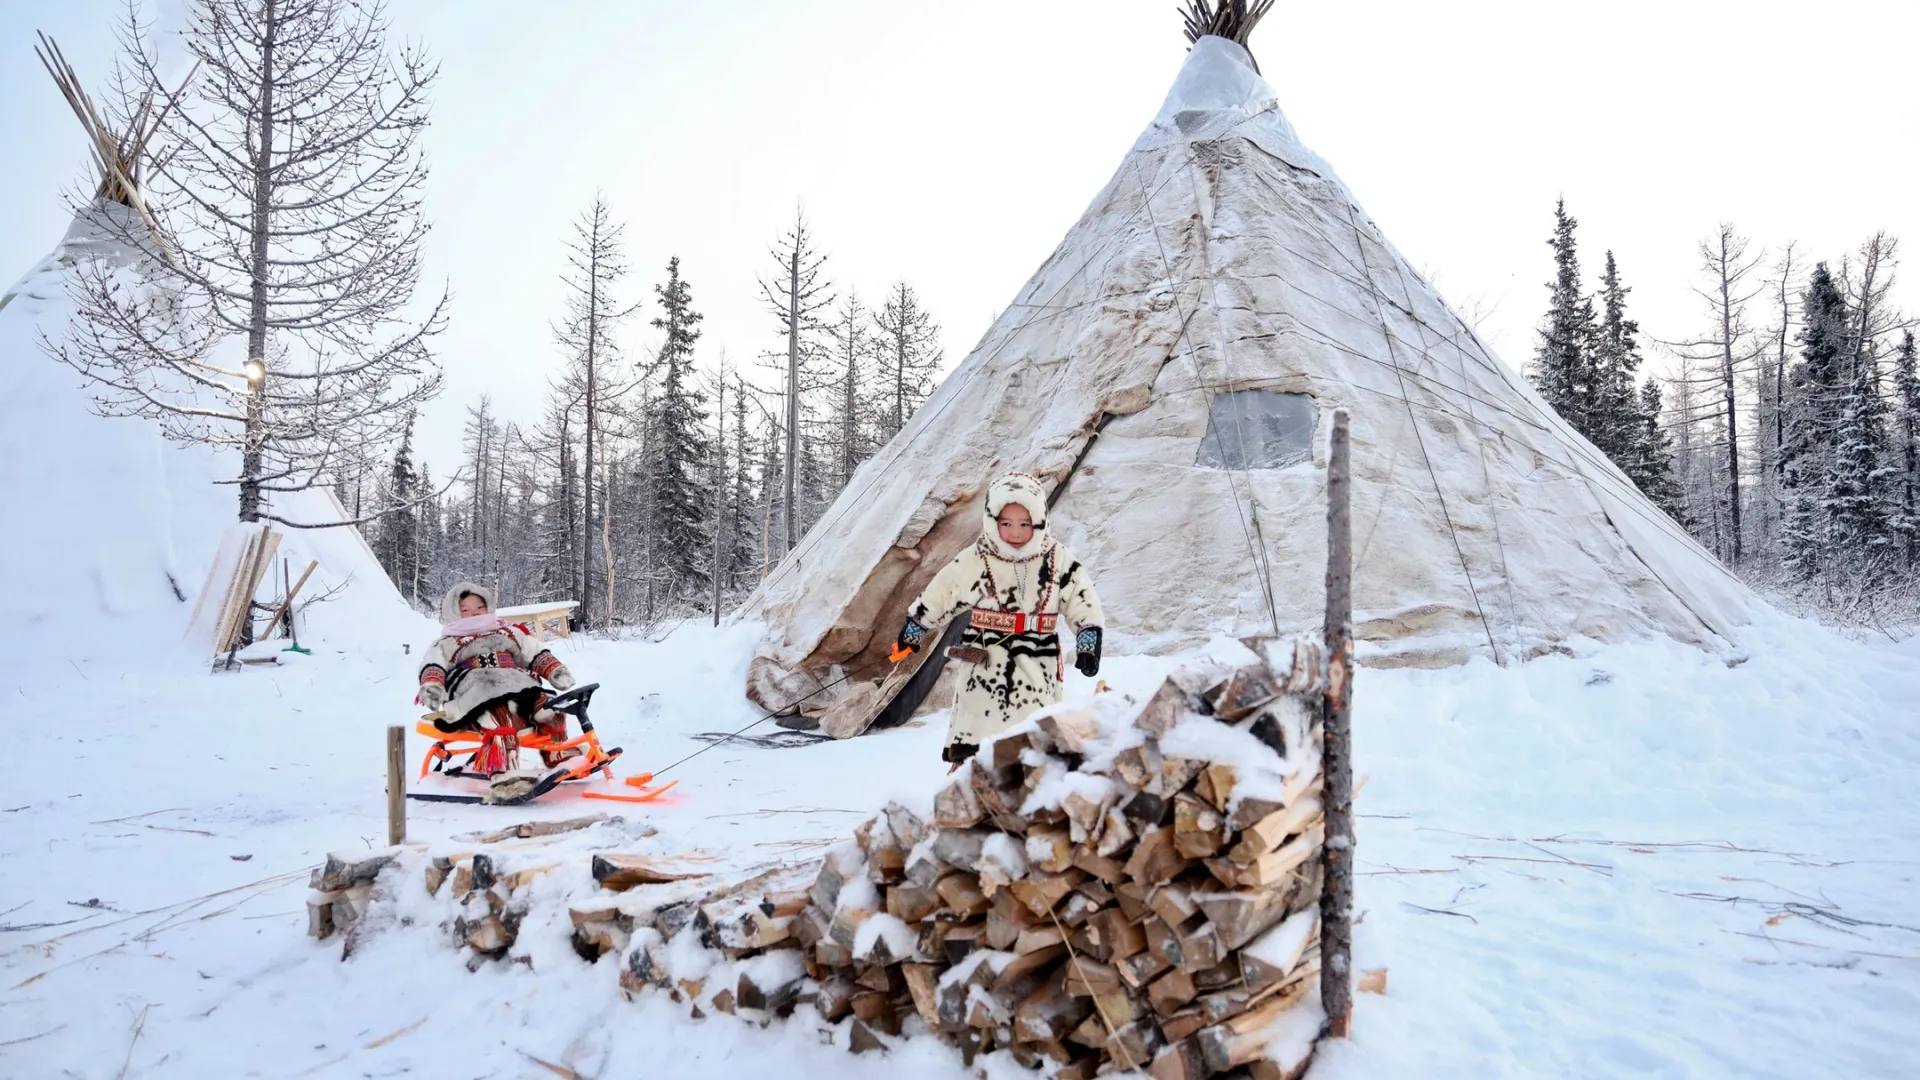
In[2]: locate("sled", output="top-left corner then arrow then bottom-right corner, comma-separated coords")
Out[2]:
408,682 -> 677,806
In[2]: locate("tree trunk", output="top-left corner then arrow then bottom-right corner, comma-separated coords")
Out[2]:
582,231 -> 601,628
785,249 -> 801,553
1719,264 -> 1742,563
1320,409 -> 1355,1039
713,377 -> 725,624
239,0 -> 280,524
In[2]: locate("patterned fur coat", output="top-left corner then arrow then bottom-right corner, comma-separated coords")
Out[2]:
418,582 -> 573,729
905,473 -> 1104,760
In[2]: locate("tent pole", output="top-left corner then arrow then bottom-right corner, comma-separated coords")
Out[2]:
1320,408 -> 1355,1038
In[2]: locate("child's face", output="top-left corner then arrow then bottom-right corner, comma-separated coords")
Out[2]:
458,594 -> 489,618
996,503 -> 1034,548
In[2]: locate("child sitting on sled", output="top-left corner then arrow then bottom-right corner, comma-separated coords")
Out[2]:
416,582 -> 579,776
891,471 -> 1105,770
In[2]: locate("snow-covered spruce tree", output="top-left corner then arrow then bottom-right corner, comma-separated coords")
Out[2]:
648,256 -> 711,604
1529,199 -> 1598,437
1589,252 -> 1641,463
1632,379 -> 1686,521
1893,331 -> 1920,569
1666,226 -> 1765,563
873,281 -> 943,445
725,374 -> 760,594
374,413 -> 420,601
1781,263 -> 1851,578
553,198 -> 639,627
52,0 -> 444,527
1822,354 -> 1893,561
827,293 -> 875,491
757,209 -> 834,552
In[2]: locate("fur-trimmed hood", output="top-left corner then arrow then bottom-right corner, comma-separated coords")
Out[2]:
440,581 -> 496,624
981,472 -> 1050,560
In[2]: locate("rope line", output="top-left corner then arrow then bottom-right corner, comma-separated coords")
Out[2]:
1385,249 -> 1521,662
1342,203 -> 1501,660
1128,148 -> 1283,637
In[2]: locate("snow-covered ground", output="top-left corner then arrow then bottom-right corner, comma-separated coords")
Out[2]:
1,610 -> 1915,1078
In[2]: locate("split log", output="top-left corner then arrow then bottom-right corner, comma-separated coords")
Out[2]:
1072,848 -> 1126,886
594,854 -> 708,892
1206,664 -> 1282,721
1161,1007 -> 1208,1042
1062,787 -> 1111,843
990,731 -> 1034,770
1147,1039 -> 1207,1080
1012,971 -> 1090,1045
851,989 -> 900,1035
1228,796 -> 1324,866
902,962 -> 942,1031
1037,708 -> 1101,755
991,943 -> 1067,995
1112,743 -> 1165,790
311,850 -> 396,892
847,1017 -> 886,1054
1194,887 -> 1298,953
1148,883 -> 1199,928
1236,822 -> 1325,890
1147,967 -> 1198,1016
816,973 -> 858,1021
886,883 -> 942,923
1094,807 -> 1135,859
1133,680 -> 1188,739
1176,920 -> 1222,974
1123,791 -> 1170,827
1008,868 -> 1087,919
932,772 -> 985,828
307,892 -> 338,939
1173,794 -> 1225,859
1084,908 -> 1147,962
1061,956 -> 1123,999
468,813 -> 611,844
1124,827 -> 1189,887
934,872 -> 991,916
1195,764 -> 1237,813
1195,977 -> 1314,1073
1159,756 -> 1205,796
884,802 -> 927,851
931,828 -> 990,871
1026,827 -> 1074,873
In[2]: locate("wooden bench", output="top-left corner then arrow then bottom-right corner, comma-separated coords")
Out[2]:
495,600 -> 578,640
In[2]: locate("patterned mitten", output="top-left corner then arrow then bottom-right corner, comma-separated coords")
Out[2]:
1075,627 -> 1102,677
896,616 -> 928,654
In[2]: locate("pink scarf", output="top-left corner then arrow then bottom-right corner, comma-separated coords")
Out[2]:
441,613 -> 507,638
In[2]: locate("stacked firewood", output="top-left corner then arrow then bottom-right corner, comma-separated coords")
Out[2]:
619,643 -> 1330,1080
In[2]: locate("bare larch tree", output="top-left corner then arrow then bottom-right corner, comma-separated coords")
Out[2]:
52,0 -> 445,527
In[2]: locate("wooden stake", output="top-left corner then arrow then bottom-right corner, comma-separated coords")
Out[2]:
1320,408 -> 1354,1038
261,560 -> 318,641
386,725 -> 406,846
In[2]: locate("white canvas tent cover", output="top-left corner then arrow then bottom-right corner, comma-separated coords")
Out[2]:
737,36 -> 1755,717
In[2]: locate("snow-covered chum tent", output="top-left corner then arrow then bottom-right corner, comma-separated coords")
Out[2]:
740,17 -> 1756,718
0,36 -> 407,649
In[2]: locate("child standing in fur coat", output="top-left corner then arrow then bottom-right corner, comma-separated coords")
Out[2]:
892,472 -> 1105,766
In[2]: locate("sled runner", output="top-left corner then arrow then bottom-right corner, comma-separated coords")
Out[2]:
408,682 -> 677,805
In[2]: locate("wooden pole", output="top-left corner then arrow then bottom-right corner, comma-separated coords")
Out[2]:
386,725 -> 406,846
1320,408 -> 1355,1038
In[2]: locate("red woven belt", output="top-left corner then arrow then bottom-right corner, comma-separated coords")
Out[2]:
969,608 -> 1057,634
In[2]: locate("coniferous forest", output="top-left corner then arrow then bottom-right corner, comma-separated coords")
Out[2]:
1524,202 -> 1916,628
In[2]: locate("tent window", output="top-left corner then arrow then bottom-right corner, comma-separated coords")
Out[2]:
1196,390 -> 1317,470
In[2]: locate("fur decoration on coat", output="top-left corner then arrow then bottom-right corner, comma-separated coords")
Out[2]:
418,582 -> 574,729
904,473 -> 1104,761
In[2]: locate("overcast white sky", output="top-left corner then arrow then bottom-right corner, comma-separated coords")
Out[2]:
4,0 -> 1916,471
